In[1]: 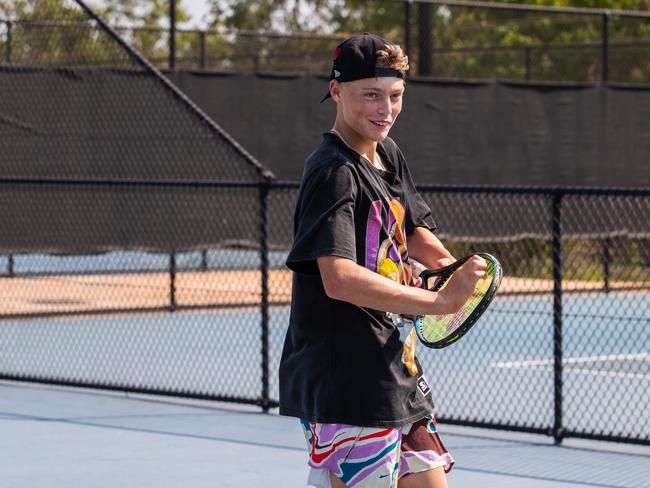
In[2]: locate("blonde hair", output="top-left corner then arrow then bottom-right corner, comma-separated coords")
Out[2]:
376,44 -> 409,73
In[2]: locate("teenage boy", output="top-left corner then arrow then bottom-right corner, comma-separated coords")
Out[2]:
279,33 -> 486,488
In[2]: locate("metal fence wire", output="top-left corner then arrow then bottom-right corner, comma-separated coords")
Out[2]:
0,182 -> 648,445
407,0 -> 650,84
415,187 -> 650,445
0,0 -> 273,408
3,0 -> 650,83
0,0 -> 271,183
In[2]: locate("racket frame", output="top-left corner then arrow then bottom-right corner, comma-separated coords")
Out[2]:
414,252 -> 502,349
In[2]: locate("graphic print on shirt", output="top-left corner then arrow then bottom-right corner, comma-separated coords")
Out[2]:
365,198 -> 419,377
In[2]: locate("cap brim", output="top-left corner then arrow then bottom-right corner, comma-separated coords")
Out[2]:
320,90 -> 332,103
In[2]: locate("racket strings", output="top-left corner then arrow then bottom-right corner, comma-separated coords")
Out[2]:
419,267 -> 494,341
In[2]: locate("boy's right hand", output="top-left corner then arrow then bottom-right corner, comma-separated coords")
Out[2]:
437,255 -> 487,313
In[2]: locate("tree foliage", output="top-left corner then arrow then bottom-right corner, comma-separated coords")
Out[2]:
198,0 -> 650,81
0,0 -> 191,67
0,0 -> 189,25
1,0 -> 648,81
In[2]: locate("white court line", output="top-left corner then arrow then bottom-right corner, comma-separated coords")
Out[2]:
493,352 -> 650,368
561,368 -> 650,380
491,353 -> 650,380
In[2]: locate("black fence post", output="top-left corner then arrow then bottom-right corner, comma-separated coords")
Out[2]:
169,252 -> 177,311
404,0 -> 413,64
551,192 -> 564,444
259,182 -> 271,412
254,52 -> 261,73
602,237 -> 612,293
7,254 -> 15,277
525,47 -> 532,80
417,1 -> 433,76
199,30 -> 207,70
601,13 -> 609,84
5,20 -> 12,63
169,0 -> 176,69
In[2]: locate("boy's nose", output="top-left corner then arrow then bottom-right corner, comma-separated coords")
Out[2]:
377,97 -> 390,114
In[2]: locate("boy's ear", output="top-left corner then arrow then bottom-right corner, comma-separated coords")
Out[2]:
329,80 -> 342,102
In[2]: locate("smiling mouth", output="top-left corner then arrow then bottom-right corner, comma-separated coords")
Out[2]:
370,120 -> 391,128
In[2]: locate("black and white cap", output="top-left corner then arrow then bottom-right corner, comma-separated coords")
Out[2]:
321,32 -> 406,102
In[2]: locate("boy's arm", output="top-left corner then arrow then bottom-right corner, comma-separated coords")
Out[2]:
317,254 -> 484,316
407,226 -> 455,269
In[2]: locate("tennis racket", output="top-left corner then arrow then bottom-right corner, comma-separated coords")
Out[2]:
413,252 -> 502,349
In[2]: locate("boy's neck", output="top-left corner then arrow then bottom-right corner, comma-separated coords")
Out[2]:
331,122 -> 377,163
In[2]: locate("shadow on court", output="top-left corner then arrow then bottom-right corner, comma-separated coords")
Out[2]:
1,381 -> 648,488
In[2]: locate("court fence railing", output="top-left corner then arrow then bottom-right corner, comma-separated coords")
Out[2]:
0,179 -> 648,446
2,0 -> 650,83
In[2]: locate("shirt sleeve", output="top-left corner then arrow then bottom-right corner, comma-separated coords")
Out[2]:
399,153 -> 437,236
286,160 -> 358,275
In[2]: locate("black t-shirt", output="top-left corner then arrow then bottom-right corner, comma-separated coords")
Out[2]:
279,132 -> 437,428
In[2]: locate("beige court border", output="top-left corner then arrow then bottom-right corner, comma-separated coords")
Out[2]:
0,270 -> 644,316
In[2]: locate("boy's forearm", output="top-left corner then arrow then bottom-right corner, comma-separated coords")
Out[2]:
317,256 -> 453,316
407,227 -> 454,269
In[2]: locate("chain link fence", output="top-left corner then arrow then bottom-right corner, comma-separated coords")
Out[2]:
0,17 -> 341,73
0,0 -> 273,408
0,182 -> 648,444
416,187 -> 650,445
408,1 -> 650,84
2,0 -> 649,82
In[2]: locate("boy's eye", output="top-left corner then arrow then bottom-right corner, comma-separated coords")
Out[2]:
365,92 -> 379,99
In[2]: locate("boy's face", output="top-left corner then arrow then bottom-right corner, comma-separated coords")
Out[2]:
333,76 -> 404,143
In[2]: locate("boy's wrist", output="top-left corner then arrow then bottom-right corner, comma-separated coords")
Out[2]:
432,257 -> 454,269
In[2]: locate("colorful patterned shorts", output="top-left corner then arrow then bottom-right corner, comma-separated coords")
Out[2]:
300,415 -> 454,488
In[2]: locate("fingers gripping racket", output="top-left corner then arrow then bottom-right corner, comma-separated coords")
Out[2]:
414,252 -> 502,349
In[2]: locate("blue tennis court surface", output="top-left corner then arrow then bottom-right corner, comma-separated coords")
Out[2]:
0,250 -> 289,274
0,290 -> 648,486
1,380 -> 648,488
1,291 -> 647,438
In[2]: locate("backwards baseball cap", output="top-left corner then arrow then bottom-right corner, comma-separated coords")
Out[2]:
320,32 -> 406,102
